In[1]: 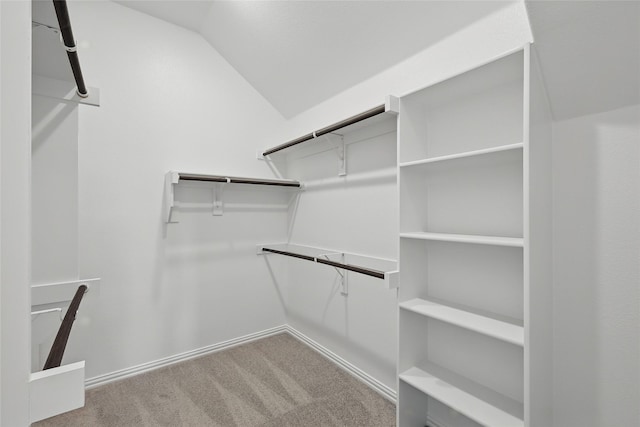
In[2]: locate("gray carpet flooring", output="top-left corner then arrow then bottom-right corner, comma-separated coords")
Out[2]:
34,333 -> 396,426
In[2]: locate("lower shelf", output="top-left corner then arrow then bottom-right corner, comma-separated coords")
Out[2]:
399,365 -> 524,427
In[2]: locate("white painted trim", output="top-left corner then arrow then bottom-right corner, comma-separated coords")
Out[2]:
85,325 -> 288,389
284,325 -> 397,403
30,361 -> 85,423
84,324 -> 397,407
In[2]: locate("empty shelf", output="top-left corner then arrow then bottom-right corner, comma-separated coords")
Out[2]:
400,366 -> 524,427
400,232 -> 524,247
399,143 -> 523,168
400,298 -> 524,346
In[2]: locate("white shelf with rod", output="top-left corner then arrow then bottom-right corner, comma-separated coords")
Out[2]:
258,243 -> 398,289
399,298 -> 524,346
164,171 -> 302,223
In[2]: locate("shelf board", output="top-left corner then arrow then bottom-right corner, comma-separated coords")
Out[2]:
399,143 -> 523,168
400,298 -> 524,346
400,366 -> 524,427
399,232 -> 524,247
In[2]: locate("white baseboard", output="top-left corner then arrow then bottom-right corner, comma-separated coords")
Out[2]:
84,324 -> 397,406
85,325 -> 288,389
284,325 -> 397,403
426,415 -> 447,427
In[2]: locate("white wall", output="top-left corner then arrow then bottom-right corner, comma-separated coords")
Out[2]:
49,1 -> 292,380
552,104 -> 640,427
32,96 -> 79,285
261,1 -> 533,395
1,1 -> 32,425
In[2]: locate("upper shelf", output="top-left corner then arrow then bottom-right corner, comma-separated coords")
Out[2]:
399,142 -> 523,168
261,95 -> 399,157
164,171 -> 302,223
400,232 -> 524,247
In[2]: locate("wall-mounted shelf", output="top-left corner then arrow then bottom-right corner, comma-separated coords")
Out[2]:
258,243 -> 398,289
164,171 -> 302,223
261,95 -> 399,157
399,298 -> 524,346
399,142 -> 523,168
399,365 -> 524,427
399,232 -> 524,247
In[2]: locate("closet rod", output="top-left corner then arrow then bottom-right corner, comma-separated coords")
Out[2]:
262,104 -> 386,156
262,247 -> 385,279
52,0 -> 88,97
178,173 -> 301,188
43,285 -> 87,370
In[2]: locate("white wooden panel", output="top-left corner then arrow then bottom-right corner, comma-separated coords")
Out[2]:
29,361 -> 85,423
526,45 -> 553,427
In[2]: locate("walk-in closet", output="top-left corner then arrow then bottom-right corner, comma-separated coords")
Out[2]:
1,1 -> 638,426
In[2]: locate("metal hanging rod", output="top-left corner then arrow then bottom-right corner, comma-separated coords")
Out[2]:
43,285 -> 87,370
52,0 -> 88,98
261,247 -> 385,279
263,103 -> 391,157
177,172 -> 302,188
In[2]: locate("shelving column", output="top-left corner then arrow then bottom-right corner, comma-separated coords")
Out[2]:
396,44 -> 552,427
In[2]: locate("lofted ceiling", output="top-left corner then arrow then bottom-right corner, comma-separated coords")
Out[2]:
114,0 -> 514,118
35,1 -> 640,121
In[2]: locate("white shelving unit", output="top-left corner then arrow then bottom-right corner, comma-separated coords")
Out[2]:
397,45 -> 553,427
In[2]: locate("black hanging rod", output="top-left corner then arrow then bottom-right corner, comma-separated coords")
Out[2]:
52,0 -> 88,97
262,104 -> 387,156
178,173 -> 301,188
262,247 -> 385,279
43,285 -> 87,370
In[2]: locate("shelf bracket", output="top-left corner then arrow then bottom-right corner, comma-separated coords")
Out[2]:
321,253 -> 348,296
212,181 -> 227,216
164,171 -> 180,223
321,133 -> 346,176
337,135 -> 346,177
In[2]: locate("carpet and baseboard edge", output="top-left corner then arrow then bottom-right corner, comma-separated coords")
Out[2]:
84,325 -> 288,389
84,324 -> 398,404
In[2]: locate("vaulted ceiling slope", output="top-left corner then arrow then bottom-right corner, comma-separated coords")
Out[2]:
104,1 -> 640,121
114,0 -> 514,118
526,0 -> 640,120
